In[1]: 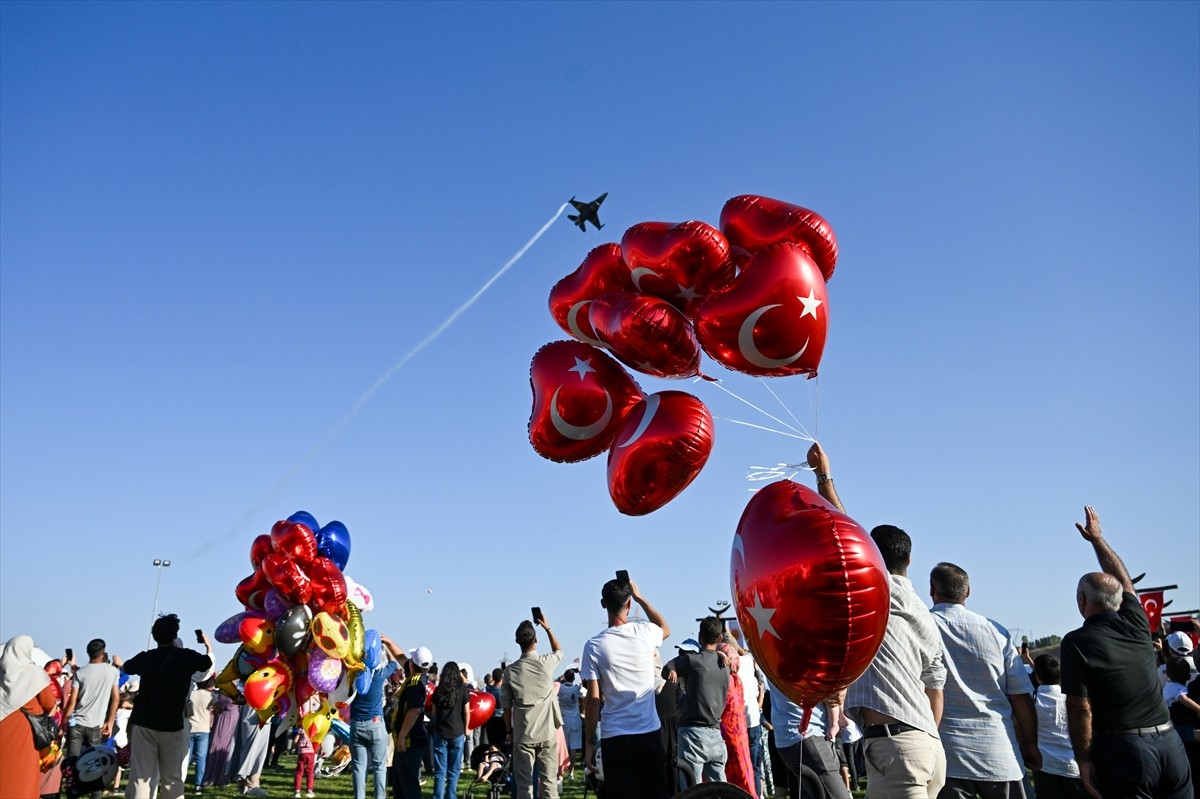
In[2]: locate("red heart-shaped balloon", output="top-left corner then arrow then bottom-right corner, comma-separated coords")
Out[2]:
693,242 -> 828,377
548,243 -> 635,347
528,340 -> 644,463
249,534 -> 274,569
468,690 -> 496,728
306,557 -> 348,615
731,480 -> 890,708
606,390 -> 714,516
588,292 -> 702,379
620,221 -> 734,313
236,569 -> 273,611
262,553 -> 313,605
271,521 -> 318,565
720,195 -> 839,281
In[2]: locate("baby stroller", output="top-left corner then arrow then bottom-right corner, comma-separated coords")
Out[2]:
315,719 -> 352,779
465,744 -> 512,799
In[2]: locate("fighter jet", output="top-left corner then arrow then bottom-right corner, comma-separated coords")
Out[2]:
568,193 -> 607,232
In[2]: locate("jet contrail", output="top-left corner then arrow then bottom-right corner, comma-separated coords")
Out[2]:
192,203 -> 570,555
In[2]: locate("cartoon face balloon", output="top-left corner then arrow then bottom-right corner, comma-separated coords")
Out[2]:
243,659 -> 294,710
731,480 -> 890,709
308,647 -> 343,693
75,745 -> 118,788
606,391 -> 715,516
276,604 -> 314,657
345,576 -> 374,612
238,616 -> 276,654
311,611 -> 351,659
528,340 -> 644,463
720,194 -> 839,281
302,700 -> 338,745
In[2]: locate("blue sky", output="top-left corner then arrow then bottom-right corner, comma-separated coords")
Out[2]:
2,2 -> 1197,676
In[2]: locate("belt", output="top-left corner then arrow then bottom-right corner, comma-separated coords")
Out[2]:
862,722 -> 920,739
1099,722 -> 1173,736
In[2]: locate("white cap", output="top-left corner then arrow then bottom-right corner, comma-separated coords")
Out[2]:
1166,631 -> 1193,655
409,646 -> 434,669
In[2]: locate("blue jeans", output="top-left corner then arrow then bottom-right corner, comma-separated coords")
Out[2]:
746,723 -> 763,795
431,732 -> 465,799
350,717 -> 389,799
187,731 -> 210,788
677,725 -> 727,788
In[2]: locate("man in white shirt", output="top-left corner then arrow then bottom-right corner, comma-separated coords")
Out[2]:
581,577 -> 671,799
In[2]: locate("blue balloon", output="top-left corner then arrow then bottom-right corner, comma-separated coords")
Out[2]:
316,520 -> 351,570
288,510 -> 321,532
363,630 -> 383,670
354,666 -> 374,695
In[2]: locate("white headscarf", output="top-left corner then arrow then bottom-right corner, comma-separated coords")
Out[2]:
0,635 -> 51,721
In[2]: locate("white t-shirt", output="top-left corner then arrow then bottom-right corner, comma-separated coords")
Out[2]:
737,653 -> 761,728
70,662 -> 121,727
1164,681 -> 1188,707
580,620 -> 664,738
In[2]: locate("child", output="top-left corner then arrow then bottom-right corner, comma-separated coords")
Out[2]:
293,725 -> 315,798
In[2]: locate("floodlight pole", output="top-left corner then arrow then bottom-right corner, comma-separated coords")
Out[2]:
147,559 -> 172,649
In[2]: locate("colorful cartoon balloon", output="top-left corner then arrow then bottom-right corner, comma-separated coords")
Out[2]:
693,242 -> 828,377
216,612 -> 259,645
362,630 -> 383,670
301,701 -> 337,745
620,220 -> 734,313
345,576 -> 374,612
720,194 -> 839,281
276,604 -> 314,657
311,612 -> 351,659
307,647 -> 343,693
468,690 -> 496,728
270,520 -> 318,565
587,292 -> 702,379
549,243 -> 636,347
343,602 -> 365,669
238,616 -> 276,655
606,391 -> 715,516
316,521 -> 351,571
262,553 -> 313,605
528,340 -> 644,463
730,480 -> 889,709
263,589 -> 293,622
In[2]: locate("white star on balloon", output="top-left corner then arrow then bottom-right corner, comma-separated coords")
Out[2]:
747,590 -> 781,640
798,289 -> 823,320
676,284 -> 700,303
568,357 -> 596,380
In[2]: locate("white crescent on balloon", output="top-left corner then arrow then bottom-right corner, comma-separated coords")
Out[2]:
566,301 -> 605,348
738,305 -> 810,370
616,393 -> 661,448
550,386 -> 613,441
630,267 -> 662,292
731,532 -> 746,567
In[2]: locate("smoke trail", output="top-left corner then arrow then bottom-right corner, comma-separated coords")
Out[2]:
192,203 -> 570,555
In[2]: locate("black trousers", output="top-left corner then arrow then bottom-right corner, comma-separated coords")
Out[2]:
1092,729 -> 1192,799
602,729 -> 669,799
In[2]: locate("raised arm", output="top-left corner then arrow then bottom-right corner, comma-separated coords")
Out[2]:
536,614 -> 562,654
628,580 -> 670,639
1075,505 -> 1134,594
807,442 -> 845,513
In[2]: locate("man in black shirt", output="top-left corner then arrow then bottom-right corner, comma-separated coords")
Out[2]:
662,616 -> 729,789
1060,505 -> 1192,799
122,614 -> 213,799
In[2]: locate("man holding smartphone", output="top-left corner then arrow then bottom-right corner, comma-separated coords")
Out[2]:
503,612 -> 563,799
63,638 -> 121,799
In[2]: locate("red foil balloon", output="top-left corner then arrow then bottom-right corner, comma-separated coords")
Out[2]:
588,292 -> 702,379
528,340 -> 644,463
730,480 -> 890,709
270,521 -> 318,565
249,534 -> 273,569
468,690 -> 496,728
620,221 -> 734,313
261,553 -> 313,605
549,243 -> 635,347
236,569 -> 272,611
606,391 -> 714,516
307,557 -> 348,615
694,242 -> 828,377
720,195 -> 839,281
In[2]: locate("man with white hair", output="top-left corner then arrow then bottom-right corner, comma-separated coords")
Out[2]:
1060,505 -> 1192,799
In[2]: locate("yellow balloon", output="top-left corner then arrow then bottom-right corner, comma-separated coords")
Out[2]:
310,611 -> 351,660
214,656 -> 241,699
344,602 -> 365,668
302,700 -> 337,745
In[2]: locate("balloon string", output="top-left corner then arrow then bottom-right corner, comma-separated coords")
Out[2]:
190,203 -> 570,557
713,416 -> 815,442
700,378 -> 808,437
757,377 -> 807,436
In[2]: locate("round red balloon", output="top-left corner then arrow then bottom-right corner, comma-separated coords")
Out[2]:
730,480 -> 890,709
720,194 -> 839,281
549,243 -> 635,348
606,390 -> 714,516
249,534 -> 274,569
271,521 -> 318,565
528,340 -> 644,463
307,556 -> 348,615
261,553 -> 313,606
588,292 -> 701,379
468,690 -> 496,728
620,221 -> 734,313
236,569 -> 272,611
694,242 -> 828,378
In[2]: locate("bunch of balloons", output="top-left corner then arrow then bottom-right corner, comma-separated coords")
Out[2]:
214,510 -> 381,744
529,194 -> 838,515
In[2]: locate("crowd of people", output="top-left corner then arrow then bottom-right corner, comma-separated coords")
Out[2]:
2,447 -> 1198,799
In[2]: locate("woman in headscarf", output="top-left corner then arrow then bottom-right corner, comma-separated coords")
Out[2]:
717,641 -> 758,798
1,635 -> 57,799
202,689 -> 239,787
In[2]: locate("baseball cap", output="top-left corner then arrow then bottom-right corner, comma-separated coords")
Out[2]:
1166,631 -> 1194,655
676,638 -> 701,654
409,646 -> 434,669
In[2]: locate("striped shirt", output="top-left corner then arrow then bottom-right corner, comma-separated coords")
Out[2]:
931,602 -> 1032,781
846,574 -> 946,737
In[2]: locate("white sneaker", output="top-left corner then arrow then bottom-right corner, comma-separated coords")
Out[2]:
294,792 -> 301,798
306,793 -> 315,799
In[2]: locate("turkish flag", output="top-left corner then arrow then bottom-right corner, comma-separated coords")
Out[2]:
1139,591 -> 1164,632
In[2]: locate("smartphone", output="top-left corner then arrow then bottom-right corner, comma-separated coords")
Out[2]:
531,607 -> 544,624
65,648 -> 73,661
1168,619 -> 1193,633
616,570 -> 629,583
195,629 -> 205,645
